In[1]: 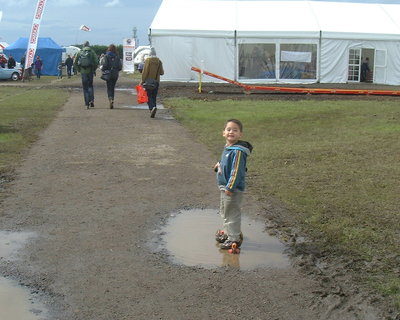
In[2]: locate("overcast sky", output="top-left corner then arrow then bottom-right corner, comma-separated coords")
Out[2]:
1,0 -> 400,47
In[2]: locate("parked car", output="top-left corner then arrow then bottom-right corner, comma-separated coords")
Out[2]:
0,67 -> 22,81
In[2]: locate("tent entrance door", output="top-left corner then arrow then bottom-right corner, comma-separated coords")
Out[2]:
361,48 -> 375,83
348,48 -> 376,83
348,48 -> 361,82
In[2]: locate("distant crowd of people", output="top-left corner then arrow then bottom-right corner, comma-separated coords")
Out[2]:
73,40 -> 163,117
1,40 -> 164,118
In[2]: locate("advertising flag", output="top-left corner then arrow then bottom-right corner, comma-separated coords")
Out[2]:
80,25 -> 91,32
123,38 -> 135,73
25,0 -> 47,70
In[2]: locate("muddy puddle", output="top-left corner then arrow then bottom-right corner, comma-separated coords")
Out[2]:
0,231 -> 47,320
158,209 -> 290,270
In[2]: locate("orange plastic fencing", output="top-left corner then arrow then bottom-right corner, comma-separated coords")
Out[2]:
191,66 -> 400,96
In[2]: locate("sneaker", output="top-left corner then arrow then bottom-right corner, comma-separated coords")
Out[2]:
220,240 -> 241,250
110,100 -> 114,109
86,104 -> 89,109
90,101 -> 94,108
150,107 -> 157,118
215,230 -> 228,243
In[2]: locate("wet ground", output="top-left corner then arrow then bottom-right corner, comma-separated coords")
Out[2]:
0,75 -> 394,319
157,208 -> 289,270
0,231 -> 46,320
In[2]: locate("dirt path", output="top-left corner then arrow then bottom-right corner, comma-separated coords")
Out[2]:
0,82 -> 384,319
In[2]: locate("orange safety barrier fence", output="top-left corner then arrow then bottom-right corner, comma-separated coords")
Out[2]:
191,66 -> 400,96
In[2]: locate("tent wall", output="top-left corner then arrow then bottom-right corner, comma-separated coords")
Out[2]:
151,0 -> 400,85
152,35 -> 235,82
320,39 -> 400,85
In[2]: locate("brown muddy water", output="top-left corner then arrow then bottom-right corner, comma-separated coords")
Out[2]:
158,209 -> 290,270
0,231 -> 47,320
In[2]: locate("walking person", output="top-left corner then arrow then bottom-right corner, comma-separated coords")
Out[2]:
57,60 -> 63,79
65,55 -> 74,78
34,56 -> 43,79
20,54 -> 27,81
100,44 -> 122,109
140,47 -> 164,118
214,119 -> 253,250
74,41 -> 99,109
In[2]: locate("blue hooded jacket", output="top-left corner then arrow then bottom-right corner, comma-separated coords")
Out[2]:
217,140 -> 253,192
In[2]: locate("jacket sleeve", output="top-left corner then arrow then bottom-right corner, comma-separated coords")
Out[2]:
159,61 -> 164,76
92,49 -> 99,69
225,150 -> 246,192
73,53 -> 80,72
141,59 -> 149,82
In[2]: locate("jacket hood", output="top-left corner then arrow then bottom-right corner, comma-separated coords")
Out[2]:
227,140 -> 253,155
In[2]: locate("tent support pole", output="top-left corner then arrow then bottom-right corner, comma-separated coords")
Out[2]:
318,30 -> 322,83
234,30 -> 237,82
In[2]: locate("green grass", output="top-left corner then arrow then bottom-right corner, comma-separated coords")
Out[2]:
165,97 -> 400,308
0,87 -> 69,174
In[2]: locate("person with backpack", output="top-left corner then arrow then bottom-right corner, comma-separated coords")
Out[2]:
101,44 -> 122,109
74,41 -> 99,109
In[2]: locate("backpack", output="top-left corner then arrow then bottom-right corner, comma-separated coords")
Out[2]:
108,55 -> 121,71
78,49 -> 92,67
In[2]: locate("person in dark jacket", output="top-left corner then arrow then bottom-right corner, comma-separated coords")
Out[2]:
74,41 -> 99,109
34,56 -> 43,79
101,44 -> 122,109
7,55 -> 16,69
140,47 -> 164,118
65,55 -> 74,78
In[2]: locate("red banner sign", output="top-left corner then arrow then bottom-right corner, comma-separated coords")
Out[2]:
25,0 -> 47,70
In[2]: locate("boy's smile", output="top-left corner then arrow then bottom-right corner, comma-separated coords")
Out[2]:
223,122 -> 242,146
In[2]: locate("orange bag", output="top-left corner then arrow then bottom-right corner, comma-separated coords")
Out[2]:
136,84 -> 148,104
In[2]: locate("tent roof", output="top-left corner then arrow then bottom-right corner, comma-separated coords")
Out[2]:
150,0 -> 400,40
6,37 -> 63,50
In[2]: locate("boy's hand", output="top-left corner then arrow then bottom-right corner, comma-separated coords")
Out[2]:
224,189 -> 233,196
214,162 -> 221,174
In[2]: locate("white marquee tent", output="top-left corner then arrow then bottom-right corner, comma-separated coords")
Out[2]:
149,0 -> 400,85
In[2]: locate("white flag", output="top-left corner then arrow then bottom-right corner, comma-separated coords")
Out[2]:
80,25 -> 91,32
25,0 -> 47,70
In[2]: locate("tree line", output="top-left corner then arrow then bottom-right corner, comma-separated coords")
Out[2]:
73,44 -> 124,57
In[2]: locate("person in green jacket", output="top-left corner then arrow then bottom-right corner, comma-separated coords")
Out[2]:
74,41 -> 99,109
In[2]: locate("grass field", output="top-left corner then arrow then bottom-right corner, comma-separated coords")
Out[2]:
165,97 -> 400,308
0,86 -> 399,309
0,87 -> 68,175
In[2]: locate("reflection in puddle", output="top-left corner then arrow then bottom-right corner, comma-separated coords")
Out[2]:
160,209 -> 290,270
0,231 -> 47,319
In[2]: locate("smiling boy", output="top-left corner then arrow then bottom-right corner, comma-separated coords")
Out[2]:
214,119 -> 253,250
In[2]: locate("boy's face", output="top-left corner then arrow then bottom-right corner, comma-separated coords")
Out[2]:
223,121 -> 242,146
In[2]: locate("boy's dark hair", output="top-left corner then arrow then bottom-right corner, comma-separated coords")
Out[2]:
225,119 -> 243,132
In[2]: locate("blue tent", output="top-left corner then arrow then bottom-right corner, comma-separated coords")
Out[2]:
4,37 -> 65,76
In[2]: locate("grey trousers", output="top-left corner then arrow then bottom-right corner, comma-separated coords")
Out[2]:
219,191 -> 243,242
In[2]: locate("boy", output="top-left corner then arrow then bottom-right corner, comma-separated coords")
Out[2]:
214,119 -> 253,250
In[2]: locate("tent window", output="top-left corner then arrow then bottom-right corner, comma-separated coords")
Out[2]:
279,44 -> 317,80
239,44 -> 276,79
